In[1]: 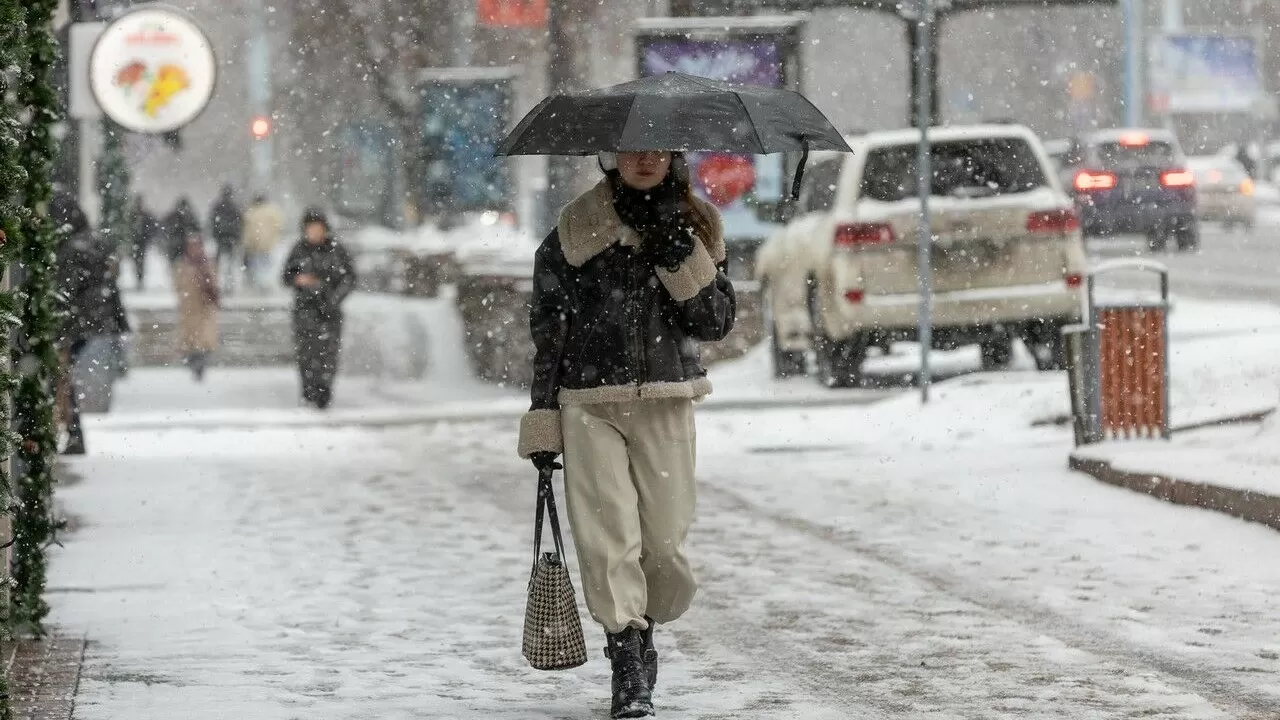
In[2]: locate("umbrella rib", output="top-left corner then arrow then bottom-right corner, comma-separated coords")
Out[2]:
618,93 -> 642,151
730,91 -> 767,155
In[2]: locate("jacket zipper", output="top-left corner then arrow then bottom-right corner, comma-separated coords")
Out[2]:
630,258 -> 646,396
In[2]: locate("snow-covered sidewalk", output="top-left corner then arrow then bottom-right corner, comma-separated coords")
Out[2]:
50,369 -> 1280,719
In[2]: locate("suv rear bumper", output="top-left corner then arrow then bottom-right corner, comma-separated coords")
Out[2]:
824,282 -> 1083,342
1077,195 -> 1195,235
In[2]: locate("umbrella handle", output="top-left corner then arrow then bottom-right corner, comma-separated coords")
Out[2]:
789,142 -> 810,204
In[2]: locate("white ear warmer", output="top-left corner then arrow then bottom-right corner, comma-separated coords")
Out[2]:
598,152 -> 618,171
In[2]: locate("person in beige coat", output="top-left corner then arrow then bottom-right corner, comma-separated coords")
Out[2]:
517,150 -> 736,719
173,231 -> 220,381
241,194 -> 285,291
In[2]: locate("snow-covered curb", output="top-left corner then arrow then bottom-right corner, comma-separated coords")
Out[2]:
1069,451 -> 1280,534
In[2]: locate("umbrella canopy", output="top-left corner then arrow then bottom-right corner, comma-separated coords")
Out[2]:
495,72 -> 852,157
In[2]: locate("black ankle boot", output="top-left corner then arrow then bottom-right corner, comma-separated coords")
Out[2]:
604,627 -> 654,718
641,617 -> 657,692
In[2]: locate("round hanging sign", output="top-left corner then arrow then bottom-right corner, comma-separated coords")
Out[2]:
89,6 -> 217,134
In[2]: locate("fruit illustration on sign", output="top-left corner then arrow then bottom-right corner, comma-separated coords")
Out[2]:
696,153 -> 756,207
144,65 -> 190,118
114,61 -> 147,88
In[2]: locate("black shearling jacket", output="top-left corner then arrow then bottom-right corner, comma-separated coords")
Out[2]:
516,181 -> 736,458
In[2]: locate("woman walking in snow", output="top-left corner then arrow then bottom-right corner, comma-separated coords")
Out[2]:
172,230 -> 220,381
517,150 -> 735,718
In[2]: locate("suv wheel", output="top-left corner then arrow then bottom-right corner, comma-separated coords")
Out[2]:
816,334 -> 867,388
808,279 -> 865,388
1175,220 -> 1200,252
980,333 -> 1014,371
1145,227 -> 1169,253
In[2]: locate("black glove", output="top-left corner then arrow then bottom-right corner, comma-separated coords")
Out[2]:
645,200 -> 697,272
531,452 -> 562,473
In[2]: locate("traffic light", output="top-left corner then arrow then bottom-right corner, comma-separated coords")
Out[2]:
251,115 -> 271,140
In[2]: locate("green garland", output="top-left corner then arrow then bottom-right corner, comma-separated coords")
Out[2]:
97,118 -> 131,252
0,0 -> 29,715
11,0 -> 62,636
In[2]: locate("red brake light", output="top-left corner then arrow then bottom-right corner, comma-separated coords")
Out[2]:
1160,170 -> 1195,188
834,222 -> 895,247
1027,208 -> 1080,233
1073,170 -> 1117,191
1066,273 -> 1083,289
843,289 -> 865,304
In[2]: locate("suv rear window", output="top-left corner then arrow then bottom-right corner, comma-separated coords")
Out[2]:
1095,141 -> 1177,167
860,138 -> 1047,202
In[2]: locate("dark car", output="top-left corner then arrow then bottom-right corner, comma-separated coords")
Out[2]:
1062,129 -> 1199,252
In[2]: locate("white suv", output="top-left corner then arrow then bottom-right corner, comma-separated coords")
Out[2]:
755,124 -> 1086,386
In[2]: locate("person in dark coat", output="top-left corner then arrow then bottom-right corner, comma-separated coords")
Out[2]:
515,150 -> 735,719
51,192 -> 131,455
281,208 -> 356,410
163,197 -> 201,262
129,194 -> 160,289
208,184 -> 244,293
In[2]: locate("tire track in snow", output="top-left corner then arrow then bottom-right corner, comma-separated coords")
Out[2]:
699,480 -> 1280,719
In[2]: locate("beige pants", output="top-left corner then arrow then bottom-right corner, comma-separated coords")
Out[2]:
562,398 -> 698,634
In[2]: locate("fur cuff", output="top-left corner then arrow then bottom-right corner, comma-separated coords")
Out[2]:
558,377 -> 713,406
517,409 -> 563,459
656,242 -> 718,302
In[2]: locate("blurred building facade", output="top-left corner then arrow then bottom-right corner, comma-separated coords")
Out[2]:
75,0 -> 1278,228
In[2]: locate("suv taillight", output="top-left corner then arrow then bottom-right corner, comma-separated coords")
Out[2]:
834,223 -> 895,247
1073,170 -> 1117,191
1027,209 -> 1080,233
1160,170 -> 1195,188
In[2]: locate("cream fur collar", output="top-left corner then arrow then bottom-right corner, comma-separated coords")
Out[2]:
556,180 -> 726,268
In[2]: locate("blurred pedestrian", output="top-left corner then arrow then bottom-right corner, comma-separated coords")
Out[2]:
163,197 -> 201,263
173,231 -> 220,381
516,150 -> 735,718
51,191 -> 131,455
241,193 -> 284,291
129,194 -> 160,289
281,208 -> 356,410
209,184 -> 244,294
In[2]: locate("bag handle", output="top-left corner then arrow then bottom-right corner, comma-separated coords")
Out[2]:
531,466 -> 568,571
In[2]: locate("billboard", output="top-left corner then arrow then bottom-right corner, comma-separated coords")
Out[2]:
1148,33 -> 1264,114
636,20 -> 803,244
416,71 -> 514,217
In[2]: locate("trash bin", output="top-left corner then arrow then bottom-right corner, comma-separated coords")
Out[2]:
1063,259 -> 1171,446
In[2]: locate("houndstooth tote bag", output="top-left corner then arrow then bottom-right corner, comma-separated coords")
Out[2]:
522,467 -> 588,671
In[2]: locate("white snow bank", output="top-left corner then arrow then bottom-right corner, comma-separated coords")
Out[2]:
348,215 -> 540,275
1076,421 -> 1280,497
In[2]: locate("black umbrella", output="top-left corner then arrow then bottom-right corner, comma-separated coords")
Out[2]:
495,72 -> 852,201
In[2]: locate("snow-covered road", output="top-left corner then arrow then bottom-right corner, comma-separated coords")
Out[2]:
52,371 -> 1280,718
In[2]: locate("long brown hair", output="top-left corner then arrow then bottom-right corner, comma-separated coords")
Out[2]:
683,184 -> 719,246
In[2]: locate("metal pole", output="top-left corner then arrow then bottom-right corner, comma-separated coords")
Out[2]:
1159,0 -> 1180,132
1123,0 -> 1145,127
248,0 -> 272,193
544,0 -> 578,234
915,0 -> 935,403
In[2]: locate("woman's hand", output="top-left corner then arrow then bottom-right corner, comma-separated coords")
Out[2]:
530,451 -> 563,473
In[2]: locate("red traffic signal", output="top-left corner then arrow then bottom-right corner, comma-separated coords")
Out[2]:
250,116 -> 272,140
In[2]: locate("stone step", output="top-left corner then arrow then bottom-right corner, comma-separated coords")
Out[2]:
128,307 -> 294,367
